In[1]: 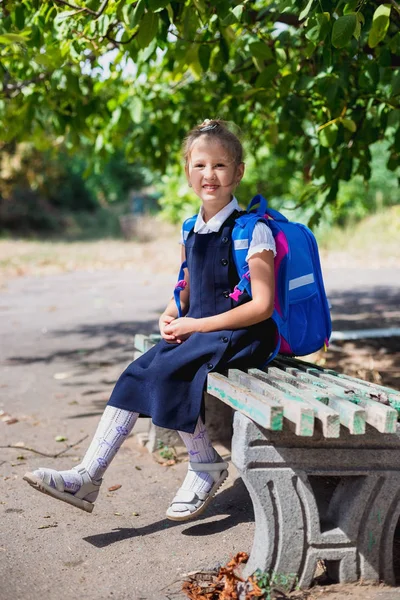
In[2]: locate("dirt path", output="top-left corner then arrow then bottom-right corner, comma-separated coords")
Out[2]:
1,263 -> 399,600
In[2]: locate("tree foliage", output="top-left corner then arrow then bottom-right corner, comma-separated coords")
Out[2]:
1,0 -> 400,222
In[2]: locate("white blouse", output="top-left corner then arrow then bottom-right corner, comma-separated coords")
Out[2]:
181,197 -> 276,261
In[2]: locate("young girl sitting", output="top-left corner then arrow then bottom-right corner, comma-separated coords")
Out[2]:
24,119 -> 277,522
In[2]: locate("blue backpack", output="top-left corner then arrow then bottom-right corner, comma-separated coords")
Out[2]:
175,194 -> 332,363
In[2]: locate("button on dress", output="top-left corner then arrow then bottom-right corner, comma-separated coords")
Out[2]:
107,215 -> 276,433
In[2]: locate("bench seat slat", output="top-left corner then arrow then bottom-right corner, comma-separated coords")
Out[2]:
207,372 -> 283,431
276,356 -> 400,413
264,366 -> 366,435
227,370 -> 315,437
278,366 -> 397,434
249,368 -> 340,438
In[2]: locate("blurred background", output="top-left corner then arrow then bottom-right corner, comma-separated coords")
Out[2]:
1,0 -> 399,382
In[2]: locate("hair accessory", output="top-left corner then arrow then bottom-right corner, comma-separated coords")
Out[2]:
199,119 -> 219,132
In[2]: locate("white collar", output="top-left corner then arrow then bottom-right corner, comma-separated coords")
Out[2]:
193,197 -> 240,233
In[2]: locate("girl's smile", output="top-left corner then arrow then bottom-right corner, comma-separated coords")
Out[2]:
186,138 -> 244,217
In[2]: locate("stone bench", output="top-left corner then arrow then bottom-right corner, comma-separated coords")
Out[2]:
134,334 -> 400,589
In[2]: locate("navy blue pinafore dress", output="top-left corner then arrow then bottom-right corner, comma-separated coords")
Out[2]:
107,213 -> 276,433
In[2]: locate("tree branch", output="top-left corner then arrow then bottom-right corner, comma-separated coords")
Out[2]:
105,29 -> 139,45
390,0 -> 400,16
52,0 -> 97,15
51,0 -> 110,19
2,73 -> 47,98
0,435 -> 88,458
168,28 -> 220,44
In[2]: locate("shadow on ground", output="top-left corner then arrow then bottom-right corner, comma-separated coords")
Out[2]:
328,285 -> 400,331
83,477 -> 253,549
6,318 -> 160,367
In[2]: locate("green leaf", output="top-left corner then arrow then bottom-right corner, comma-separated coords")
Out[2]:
131,0 -> 146,28
129,96 -> 143,124
304,40 -> 316,58
353,18 -> 361,41
0,33 -> 29,44
14,4 -> 25,30
255,64 -> 279,88
357,12 -> 365,25
299,0 -> 314,21
343,1 -> 358,14
331,14 -> 357,48
319,122 -> 338,147
275,47 -> 286,65
249,41 -> 272,60
368,4 -> 391,49
232,4 -> 244,21
54,10 -> 76,26
148,0 -> 170,11
34,53 -> 56,68
198,44 -> 211,71
305,12 -> 330,42
341,118 -> 356,132
97,14 -> 110,37
392,71 -> 400,97
136,12 -> 159,49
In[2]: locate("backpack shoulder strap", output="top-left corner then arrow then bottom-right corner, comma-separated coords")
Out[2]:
230,212 -> 271,300
181,215 -> 197,245
174,214 -> 197,317
247,194 -> 288,223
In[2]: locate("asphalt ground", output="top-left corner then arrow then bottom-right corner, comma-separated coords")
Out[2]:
1,265 -> 399,600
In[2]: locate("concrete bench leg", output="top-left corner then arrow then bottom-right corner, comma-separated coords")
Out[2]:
231,412 -> 400,589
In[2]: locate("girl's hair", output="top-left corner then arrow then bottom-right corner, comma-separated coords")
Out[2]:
183,119 -> 244,166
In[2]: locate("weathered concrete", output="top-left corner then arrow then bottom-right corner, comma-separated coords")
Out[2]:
232,413 -> 400,588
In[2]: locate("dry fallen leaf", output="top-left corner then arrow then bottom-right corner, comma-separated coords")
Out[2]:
108,484 -> 122,492
161,459 -> 177,467
2,416 -> 18,425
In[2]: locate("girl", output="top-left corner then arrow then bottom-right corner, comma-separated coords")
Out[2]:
23,119 -> 277,522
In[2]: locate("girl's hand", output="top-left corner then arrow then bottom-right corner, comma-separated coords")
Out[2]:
159,313 -> 179,343
164,317 -> 199,343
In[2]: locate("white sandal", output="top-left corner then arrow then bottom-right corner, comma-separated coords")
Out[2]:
166,457 -> 229,522
23,466 -> 101,513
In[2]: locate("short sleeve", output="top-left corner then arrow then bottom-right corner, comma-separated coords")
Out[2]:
246,221 -> 276,261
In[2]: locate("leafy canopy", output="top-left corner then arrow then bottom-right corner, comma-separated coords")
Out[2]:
1,0 -> 400,223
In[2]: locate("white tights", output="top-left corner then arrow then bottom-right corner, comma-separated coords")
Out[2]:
34,408 -> 216,496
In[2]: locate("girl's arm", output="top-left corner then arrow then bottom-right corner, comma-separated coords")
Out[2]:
164,249 -> 274,339
159,245 -> 190,342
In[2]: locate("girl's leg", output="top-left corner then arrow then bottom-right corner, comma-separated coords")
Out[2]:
166,415 -> 229,521
24,406 -> 138,511
177,415 -> 217,493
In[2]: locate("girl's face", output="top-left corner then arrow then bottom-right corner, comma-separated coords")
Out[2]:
186,138 -> 244,209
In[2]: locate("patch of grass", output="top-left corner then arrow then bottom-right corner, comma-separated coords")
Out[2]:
253,569 -> 299,599
316,206 -> 400,267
